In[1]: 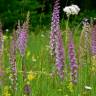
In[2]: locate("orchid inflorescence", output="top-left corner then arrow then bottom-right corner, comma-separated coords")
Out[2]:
50,0 -> 65,79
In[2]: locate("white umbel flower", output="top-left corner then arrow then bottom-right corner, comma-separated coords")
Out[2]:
63,4 -> 80,16
63,6 -> 72,15
72,5 -> 80,11
70,6 -> 78,15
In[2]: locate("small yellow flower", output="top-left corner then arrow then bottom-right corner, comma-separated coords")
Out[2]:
27,71 -> 35,81
23,95 -> 27,96
9,74 -> 12,79
32,55 -> 36,62
3,35 -> 8,40
91,55 -> 96,72
4,86 -> 9,91
67,82 -> 74,92
3,86 -> 11,96
91,55 -> 96,65
26,81 -> 30,85
6,68 -> 10,74
91,67 -> 95,72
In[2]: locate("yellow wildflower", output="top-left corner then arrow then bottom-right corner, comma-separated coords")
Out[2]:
26,81 -> 30,85
91,55 -> 96,65
23,95 -> 27,96
32,55 -> 36,62
3,86 -> 11,96
91,55 -> 96,72
67,82 -> 74,92
27,71 -> 35,81
3,35 -> 8,40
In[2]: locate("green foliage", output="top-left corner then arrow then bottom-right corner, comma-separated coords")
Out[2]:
2,31 -> 96,96
0,0 -> 51,31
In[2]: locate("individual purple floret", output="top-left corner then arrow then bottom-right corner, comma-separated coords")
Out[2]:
50,0 -> 60,56
68,32 -> 78,83
91,19 -> 96,55
24,84 -> 31,95
55,31 -> 65,79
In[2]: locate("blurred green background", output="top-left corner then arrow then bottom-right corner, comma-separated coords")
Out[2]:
0,0 -> 96,31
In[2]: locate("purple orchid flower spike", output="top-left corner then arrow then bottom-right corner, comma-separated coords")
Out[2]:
68,32 -> 78,84
55,31 -> 65,79
50,0 -> 60,56
50,0 -> 65,79
17,12 -> 29,57
91,18 -> 96,55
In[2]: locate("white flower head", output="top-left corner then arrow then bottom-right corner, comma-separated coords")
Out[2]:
63,4 -> 80,16
72,5 -> 80,12
63,6 -> 72,16
69,6 -> 77,15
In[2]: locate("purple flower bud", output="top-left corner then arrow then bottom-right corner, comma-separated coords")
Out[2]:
24,84 -> 31,95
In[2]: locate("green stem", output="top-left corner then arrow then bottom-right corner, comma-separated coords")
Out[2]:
65,15 -> 70,43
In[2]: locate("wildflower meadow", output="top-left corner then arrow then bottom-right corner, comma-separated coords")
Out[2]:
0,0 -> 96,96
